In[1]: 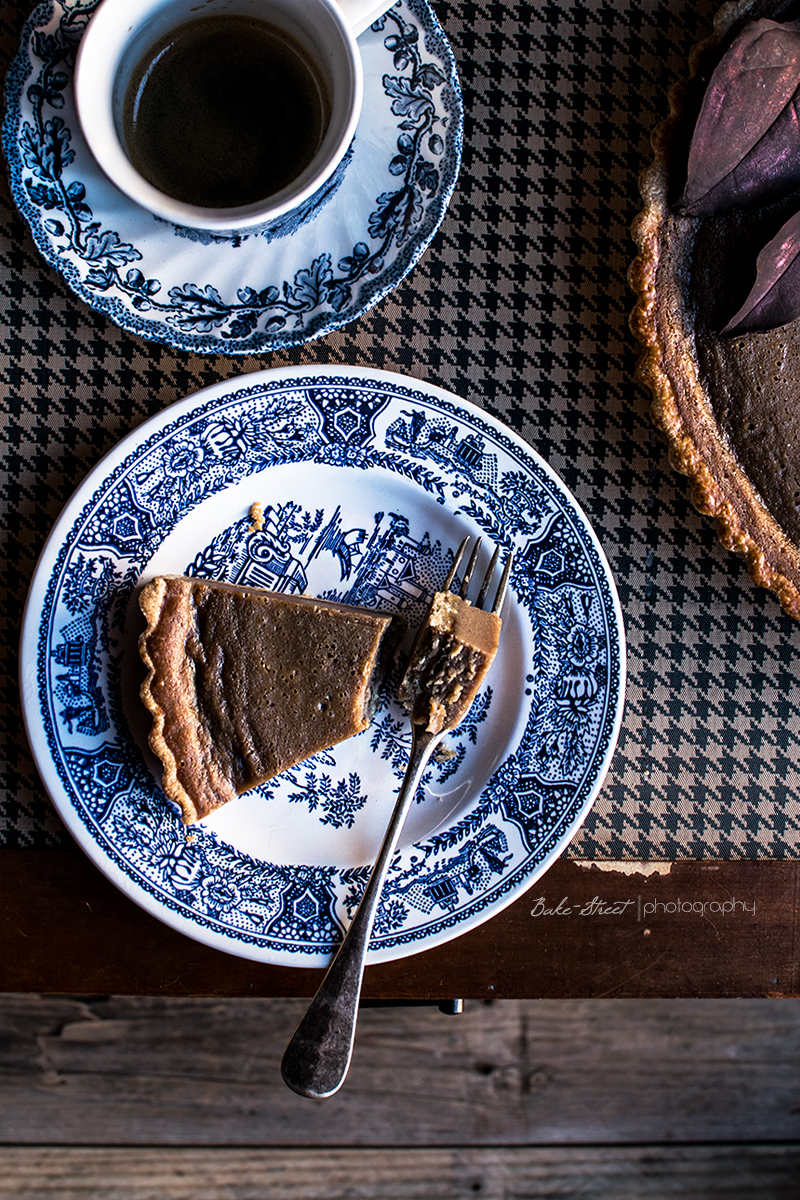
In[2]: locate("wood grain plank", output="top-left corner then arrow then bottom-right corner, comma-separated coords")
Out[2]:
2,850 -> 799,999
1,1145 -> 799,1199
1,995 -> 799,1146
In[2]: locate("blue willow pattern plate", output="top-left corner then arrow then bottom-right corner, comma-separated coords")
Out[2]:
2,0 -> 461,354
20,367 -> 625,966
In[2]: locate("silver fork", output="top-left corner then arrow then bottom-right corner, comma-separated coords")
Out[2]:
281,536 -> 512,1099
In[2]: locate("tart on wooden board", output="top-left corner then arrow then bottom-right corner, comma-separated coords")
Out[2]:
630,0 -> 800,617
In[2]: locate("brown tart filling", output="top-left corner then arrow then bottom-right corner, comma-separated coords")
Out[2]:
139,575 -> 401,823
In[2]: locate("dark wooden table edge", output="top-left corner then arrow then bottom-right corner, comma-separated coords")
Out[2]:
1,848 -> 798,998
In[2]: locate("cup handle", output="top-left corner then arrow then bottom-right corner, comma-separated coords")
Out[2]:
336,0 -> 395,37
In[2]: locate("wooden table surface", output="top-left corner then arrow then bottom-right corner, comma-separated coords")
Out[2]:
2,848 -> 797,999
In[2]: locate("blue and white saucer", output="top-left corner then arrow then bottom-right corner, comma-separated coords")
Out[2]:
20,366 -> 626,967
3,0 -> 462,354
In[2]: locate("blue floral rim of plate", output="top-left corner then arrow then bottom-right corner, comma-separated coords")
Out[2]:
21,368 -> 625,966
3,0 -> 462,354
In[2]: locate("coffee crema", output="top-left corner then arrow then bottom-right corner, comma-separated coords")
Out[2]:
122,14 -> 331,210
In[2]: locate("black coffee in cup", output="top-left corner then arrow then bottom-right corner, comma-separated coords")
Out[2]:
121,14 -> 331,210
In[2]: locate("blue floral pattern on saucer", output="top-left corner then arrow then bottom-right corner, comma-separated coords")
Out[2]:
21,367 -> 625,966
3,0 -> 462,353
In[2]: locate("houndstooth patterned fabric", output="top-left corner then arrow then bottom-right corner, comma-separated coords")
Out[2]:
2,0 -> 799,857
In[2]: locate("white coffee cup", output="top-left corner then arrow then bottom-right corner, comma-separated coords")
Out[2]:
73,0 -> 391,233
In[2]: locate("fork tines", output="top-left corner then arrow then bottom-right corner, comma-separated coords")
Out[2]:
444,536 -> 512,614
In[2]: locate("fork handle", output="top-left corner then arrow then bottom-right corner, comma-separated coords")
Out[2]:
281,724 -> 441,1099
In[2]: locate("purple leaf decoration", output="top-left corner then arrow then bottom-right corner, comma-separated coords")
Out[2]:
678,18 -> 800,215
723,208 -> 800,333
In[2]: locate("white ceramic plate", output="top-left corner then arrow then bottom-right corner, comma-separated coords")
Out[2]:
3,0 -> 461,353
20,366 -> 625,966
